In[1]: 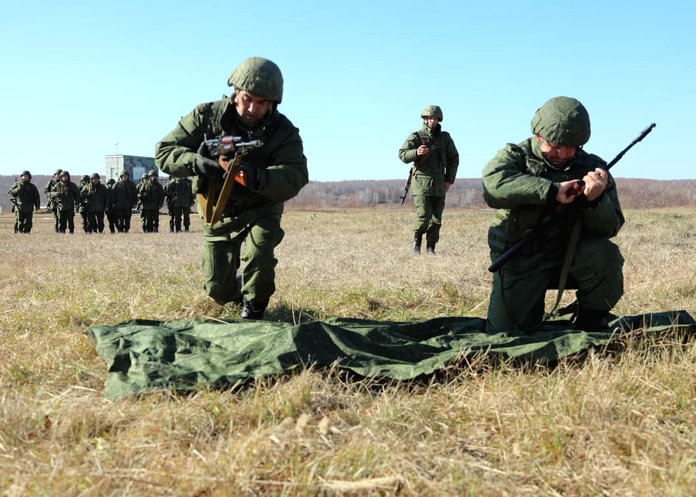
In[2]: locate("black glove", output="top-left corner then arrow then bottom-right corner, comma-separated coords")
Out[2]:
192,141 -> 223,178
234,163 -> 260,190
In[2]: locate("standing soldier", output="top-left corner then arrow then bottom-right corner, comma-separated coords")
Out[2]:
136,174 -> 148,212
78,174 -> 91,233
156,56 -> 308,319
482,96 -> 624,333
136,173 -> 149,230
45,169 -> 62,232
164,176 -> 194,232
50,171 -> 80,233
9,170 -> 41,233
105,178 -> 117,233
399,105 -> 459,254
113,170 -> 137,232
138,170 -> 165,232
149,170 -> 165,232
81,173 -> 108,233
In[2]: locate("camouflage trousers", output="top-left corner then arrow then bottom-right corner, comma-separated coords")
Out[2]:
115,209 -> 132,233
140,209 -> 160,232
486,237 -> 624,333
85,211 -> 105,233
201,209 -> 285,305
169,206 -> 191,232
14,210 -> 33,233
81,210 -> 89,233
57,210 -> 75,233
106,210 -> 117,233
52,207 -> 60,232
412,194 -> 445,244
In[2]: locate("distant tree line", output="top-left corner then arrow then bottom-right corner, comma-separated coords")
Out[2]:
285,178 -> 696,210
285,179 -> 487,209
2,175 -> 695,212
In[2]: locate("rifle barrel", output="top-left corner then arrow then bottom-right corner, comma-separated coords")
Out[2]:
605,123 -> 656,170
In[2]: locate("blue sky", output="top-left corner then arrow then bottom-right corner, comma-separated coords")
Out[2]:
1,0 -> 693,181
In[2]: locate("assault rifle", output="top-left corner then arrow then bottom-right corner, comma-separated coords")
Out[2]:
197,135 -> 263,226
487,123 -> 656,273
400,168 -> 413,205
10,177 -> 18,213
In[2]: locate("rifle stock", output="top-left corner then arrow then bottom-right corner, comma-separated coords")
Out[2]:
487,123 -> 656,273
399,168 -> 414,205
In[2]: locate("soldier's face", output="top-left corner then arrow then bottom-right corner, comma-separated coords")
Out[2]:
424,117 -> 440,128
21,174 -> 30,181
537,135 -> 577,164
92,178 -> 100,185
234,90 -> 272,126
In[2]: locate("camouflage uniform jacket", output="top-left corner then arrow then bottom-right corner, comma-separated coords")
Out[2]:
138,181 -> 165,210
165,178 -> 194,208
80,182 -> 109,212
113,179 -> 138,210
398,123 -> 459,197
44,179 -> 59,208
51,180 -> 81,212
9,179 -> 41,213
155,98 -> 308,221
77,182 -> 89,213
482,137 -> 624,256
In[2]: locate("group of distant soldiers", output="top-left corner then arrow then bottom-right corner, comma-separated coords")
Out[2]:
8,168 -> 194,234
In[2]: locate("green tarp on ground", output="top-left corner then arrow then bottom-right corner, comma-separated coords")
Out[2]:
87,311 -> 695,401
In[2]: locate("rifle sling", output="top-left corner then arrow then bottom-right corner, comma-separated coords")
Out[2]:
550,214 -> 582,315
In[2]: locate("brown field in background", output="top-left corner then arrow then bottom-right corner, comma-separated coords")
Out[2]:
1,207 -> 695,496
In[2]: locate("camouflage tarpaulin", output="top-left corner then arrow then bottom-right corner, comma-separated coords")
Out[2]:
87,311 -> 695,401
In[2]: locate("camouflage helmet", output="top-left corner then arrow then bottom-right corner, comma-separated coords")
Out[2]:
107,178 -> 115,185
148,169 -> 158,177
81,174 -> 90,182
54,169 -> 62,176
228,57 -> 283,103
91,173 -> 100,179
421,105 -> 444,122
21,170 -> 31,178
61,171 -> 70,178
119,169 -> 129,177
531,96 -> 591,147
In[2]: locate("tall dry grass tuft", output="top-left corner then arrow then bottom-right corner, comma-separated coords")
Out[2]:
1,206 -> 695,496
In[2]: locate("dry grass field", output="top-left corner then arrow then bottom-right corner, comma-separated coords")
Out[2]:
1,206 -> 695,496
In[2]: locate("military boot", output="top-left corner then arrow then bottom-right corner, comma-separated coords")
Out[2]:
241,298 -> 268,320
426,242 -> 436,254
412,234 -> 422,255
574,308 -> 609,331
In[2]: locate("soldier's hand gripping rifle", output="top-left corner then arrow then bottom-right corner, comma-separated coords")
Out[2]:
197,135 -> 263,226
487,123 -> 656,273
